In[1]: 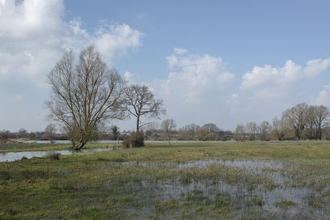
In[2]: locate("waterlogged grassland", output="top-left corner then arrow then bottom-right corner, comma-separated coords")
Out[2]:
0,142 -> 111,153
1,142 -> 330,219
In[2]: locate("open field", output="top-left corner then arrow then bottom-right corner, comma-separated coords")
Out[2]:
1,141 -> 330,219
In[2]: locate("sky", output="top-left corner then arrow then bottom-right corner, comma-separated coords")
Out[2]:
0,0 -> 330,133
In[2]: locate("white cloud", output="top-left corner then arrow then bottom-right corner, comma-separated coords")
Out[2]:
240,58 -> 330,92
227,58 -> 330,121
146,49 -> 235,128
0,0 -> 144,86
159,49 -> 235,105
0,0 -> 144,131
173,48 -> 188,55
123,71 -> 137,84
315,84 -> 330,107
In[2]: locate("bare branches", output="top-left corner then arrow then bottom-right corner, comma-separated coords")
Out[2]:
46,45 -> 125,150
123,84 -> 166,132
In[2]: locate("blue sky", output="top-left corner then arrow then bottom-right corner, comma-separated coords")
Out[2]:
0,0 -> 330,132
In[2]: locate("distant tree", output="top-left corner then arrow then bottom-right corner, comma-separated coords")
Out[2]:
178,123 -> 200,140
111,125 -> 120,141
17,129 -> 27,138
202,123 -> 220,133
305,105 -> 317,140
194,127 -> 210,141
45,123 -> 57,143
45,45 -> 126,150
0,130 -> 10,141
27,132 -> 36,140
315,105 -> 330,140
161,119 -> 177,145
143,121 -> 159,139
123,84 -> 166,132
245,122 -> 257,141
233,124 -> 245,141
259,121 -> 271,141
271,116 -> 286,141
282,103 -> 308,140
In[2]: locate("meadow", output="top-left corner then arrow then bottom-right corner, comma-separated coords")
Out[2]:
1,141 -> 330,219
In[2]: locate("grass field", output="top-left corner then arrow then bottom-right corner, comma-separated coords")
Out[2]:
1,141 -> 330,219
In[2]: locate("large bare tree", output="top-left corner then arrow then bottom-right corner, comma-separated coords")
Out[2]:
315,105 -> 330,140
161,118 -> 177,145
123,84 -> 166,132
46,45 -> 125,150
282,103 -> 308,140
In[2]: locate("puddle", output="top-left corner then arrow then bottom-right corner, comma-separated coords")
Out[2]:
0,148 -> 113,162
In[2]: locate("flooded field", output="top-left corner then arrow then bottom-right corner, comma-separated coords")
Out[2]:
1,141 -> 330,219
113,158 -> 330,219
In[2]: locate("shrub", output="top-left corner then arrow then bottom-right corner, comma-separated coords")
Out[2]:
121,131 -> 144,148
221,136 -> 228,141
47,153 -> 60,160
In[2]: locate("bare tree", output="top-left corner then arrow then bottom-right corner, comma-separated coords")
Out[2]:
123,84 -> 166,132
161,119 -> 177,145
233,124 -> 245,141
45,123 -> 57,143
194,127 -> 210,141
282,103 -> 308,140
178,123 -> 200,140
315,105 -> 330,140
46,45 -> 126,150
245,122 -> 257,141
271,116 -> 286,141
0,130 -> 10,141
17,129 -> 27,138
305,105 -> 317,140
202,123 -> 220,133
259,121 -> 271,141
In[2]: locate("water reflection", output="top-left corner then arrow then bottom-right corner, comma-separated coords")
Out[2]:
0,148 -> 112,162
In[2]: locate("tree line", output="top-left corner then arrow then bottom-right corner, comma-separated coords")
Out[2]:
1,46 -> 329,148
233,103 -> 330,141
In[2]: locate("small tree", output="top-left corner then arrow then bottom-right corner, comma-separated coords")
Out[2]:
45,123 -> 57,143
17,129 -> 27,138
123,84 -> 166,132
161,119 -> 177,145
111,125 -> 120,142
0,130 -> 10,142
233,124 -> 245,141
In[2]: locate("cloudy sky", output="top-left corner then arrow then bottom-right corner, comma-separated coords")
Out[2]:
1,0 -> 330,132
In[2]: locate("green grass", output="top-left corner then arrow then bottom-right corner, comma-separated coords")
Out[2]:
0,142 -> 112,153
1,141 -> 330,219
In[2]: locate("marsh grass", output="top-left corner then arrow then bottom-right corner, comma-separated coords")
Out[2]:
1,141 -> 330,219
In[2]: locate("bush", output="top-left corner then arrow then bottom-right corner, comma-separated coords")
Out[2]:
121,131 -> 144,148
47,153 -> 60,160
221,135 -> 228,141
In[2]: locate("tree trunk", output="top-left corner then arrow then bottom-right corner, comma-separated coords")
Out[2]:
71,141 -> 86,150
136,116 -> 140,132
167,133 -> 170,145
